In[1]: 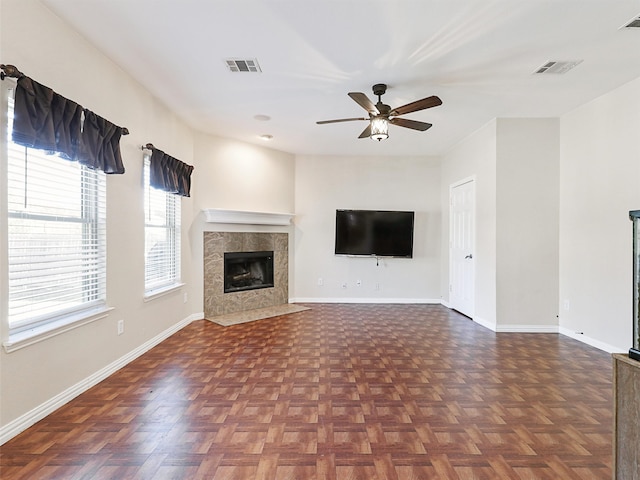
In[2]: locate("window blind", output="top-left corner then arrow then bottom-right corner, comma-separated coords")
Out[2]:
7,92 -> 107,331
144,155 -> 181,293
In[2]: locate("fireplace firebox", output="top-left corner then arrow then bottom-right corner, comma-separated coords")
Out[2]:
224,251 -> 274,293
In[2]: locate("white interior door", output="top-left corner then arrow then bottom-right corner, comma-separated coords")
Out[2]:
450,178 -> 475,318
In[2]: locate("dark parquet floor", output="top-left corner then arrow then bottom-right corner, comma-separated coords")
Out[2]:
0,304 -> 613,479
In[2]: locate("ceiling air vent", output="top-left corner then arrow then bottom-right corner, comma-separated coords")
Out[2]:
225,58 -> 261,73
621,15 -> 640,29
534,60 -> 583,75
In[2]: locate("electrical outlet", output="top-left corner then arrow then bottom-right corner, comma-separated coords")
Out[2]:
375,282 -> 380,291
117,319 -> 124,335
317,277 -> 323,286
563,300 -> 570,311
183,292 -> 188,303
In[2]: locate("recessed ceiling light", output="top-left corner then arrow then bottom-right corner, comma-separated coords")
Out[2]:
254,114 -> 271,121
259,134 -> 273,141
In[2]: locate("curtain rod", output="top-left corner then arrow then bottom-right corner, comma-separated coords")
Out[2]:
142,143 -> 155,151
0,64 -> 24,80
1,64 -> 129,135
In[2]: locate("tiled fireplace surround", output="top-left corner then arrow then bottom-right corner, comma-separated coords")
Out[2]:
203,231 -> 288,319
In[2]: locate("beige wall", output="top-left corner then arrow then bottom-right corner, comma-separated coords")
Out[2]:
293,155 -> 441,302
559,76 -> 640,351
496,118 -> 559,329
192,132 -> 295,215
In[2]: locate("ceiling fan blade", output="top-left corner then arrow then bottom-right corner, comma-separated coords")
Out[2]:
390,95 -> 442,116
348,92 -> 379,114
390,117 -> 432,131
358,124 -> 372,139
316,117 -> 368,125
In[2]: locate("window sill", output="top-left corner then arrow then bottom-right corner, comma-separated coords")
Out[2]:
3,306 -> 114,353
144,283 -> 185,302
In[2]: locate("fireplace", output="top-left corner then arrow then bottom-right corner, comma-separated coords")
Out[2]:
224,251 -> 274,293
203,232 -> 288,318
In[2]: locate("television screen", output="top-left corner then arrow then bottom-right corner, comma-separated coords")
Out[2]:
334,209 -> 414,258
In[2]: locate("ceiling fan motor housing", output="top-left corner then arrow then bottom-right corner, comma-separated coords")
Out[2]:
372,83 -> 387,97
372,84 -> 390,115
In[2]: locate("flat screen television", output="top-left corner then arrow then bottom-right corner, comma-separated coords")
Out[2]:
334,209 -> 415,258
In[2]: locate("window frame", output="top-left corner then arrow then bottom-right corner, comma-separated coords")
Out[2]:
3,86 -> 110,351
143,153 -> 182,298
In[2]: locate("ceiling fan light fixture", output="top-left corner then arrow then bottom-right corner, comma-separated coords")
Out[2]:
370,116 -> 389,141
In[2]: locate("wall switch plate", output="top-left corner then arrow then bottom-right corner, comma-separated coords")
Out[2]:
117,319 -> 124,335
183,292 -> 188,303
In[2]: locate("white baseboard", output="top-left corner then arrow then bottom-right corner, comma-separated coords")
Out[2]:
290,297 -> 442,304
466,316 -> 559,334
473,316 -> 620,353
558,326 -> 625,353
471,316 -> 497,331
495,324 -> 559,333
0,312 -> 203,446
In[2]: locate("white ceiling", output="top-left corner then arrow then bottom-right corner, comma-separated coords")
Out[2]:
42,0 -> 640,157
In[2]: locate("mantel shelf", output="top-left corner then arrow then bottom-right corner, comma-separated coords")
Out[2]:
203,209 -> 294,226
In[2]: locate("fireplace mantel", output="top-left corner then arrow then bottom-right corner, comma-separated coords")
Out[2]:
203,209 -> 294,226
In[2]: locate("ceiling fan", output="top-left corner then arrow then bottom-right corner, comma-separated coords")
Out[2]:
316,83 -> 442,141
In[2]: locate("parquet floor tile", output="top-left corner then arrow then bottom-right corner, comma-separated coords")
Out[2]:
0,304 -> 613,479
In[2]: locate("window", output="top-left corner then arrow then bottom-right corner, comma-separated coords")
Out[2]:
144,154 -> 181,295
6,92 -> 107,334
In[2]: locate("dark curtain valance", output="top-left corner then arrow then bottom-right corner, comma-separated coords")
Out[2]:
79,109 -> 126,174
148,145 -> 194,197
2,65 -> 128,174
